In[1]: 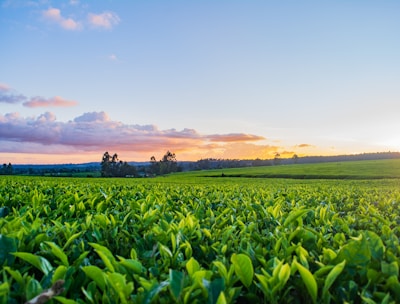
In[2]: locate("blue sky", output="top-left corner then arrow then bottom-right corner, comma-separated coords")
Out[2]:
1,0 -> 399,164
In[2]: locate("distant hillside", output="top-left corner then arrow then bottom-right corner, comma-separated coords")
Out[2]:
182,158 -> 400,180
8,151 -> 400,176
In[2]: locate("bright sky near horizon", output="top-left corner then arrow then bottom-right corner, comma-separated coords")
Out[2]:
1,0 -> 399,164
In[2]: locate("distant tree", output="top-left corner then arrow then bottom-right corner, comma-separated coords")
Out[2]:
161,151 -> 177,163
273,153 -> 281,165
101,152 -> 112,177
292,154 -> 299,164
149,156 -> 159,175
101,152 -> 137,177
160,151 -> 178,174
0,163 -> 13,175
148,151 -> 179,176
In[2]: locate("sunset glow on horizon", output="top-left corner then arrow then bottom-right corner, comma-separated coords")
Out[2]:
1,1 -> 399,165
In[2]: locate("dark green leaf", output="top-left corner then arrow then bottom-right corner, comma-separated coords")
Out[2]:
169,269 -> 185,301
0,235 -> 17,266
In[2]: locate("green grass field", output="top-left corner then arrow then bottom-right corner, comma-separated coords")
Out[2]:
175,159 -> 400,180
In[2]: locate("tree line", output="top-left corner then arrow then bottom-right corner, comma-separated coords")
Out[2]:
100,150 -> 180,177
0,163 -> 13,175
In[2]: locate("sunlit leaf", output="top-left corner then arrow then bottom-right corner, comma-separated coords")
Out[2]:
293,260 -> 317,304
231,253 -> 254,288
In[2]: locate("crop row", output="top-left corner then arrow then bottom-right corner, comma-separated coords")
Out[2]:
0,176 -> 400,303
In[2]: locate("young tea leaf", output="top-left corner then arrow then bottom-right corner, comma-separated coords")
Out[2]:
322,260 -> 346,300
82,266 -> 107,291
293,260 -> 317,304
283,209 -> 312,227
231,253 -> 254,288
186,257 -> 200,278
45,241 -> 69,267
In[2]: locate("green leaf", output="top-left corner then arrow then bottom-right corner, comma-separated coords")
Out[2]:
364,231 -> 385,261
54,296 -> 79,304
186,257 -> 200,278
4,267 -> 24,287
107,272 -> 134,304
169,269 -> 185,301
283,209 -> 312,227
0,235 -> 17,265
159,243 -> 173,259
45,241 -> 69,266
0,206 -> 10,218
231,253 -> 254,288
382,261 -> 399,277
278,263 -> 291,287
293,260 -> 317,304
89,243 -> 116,272
336,235 -> 371,267
13,252 -> 53,275
0,282 -> 9,297
82,266 -> 107,291
62,232 -> 82,250
118,257 -> 143,275
53,265 -> 68,284
322,260 -> 346,300
26,278 -> 43,302
202,278 -> 226,304
216,291 -> 227,304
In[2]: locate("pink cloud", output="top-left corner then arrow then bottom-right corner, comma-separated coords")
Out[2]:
42,8 -> 82,30
88,11 -> 120,29
23,96 -> 78,108
0,112 -> 272,161
0,83 -> 10,92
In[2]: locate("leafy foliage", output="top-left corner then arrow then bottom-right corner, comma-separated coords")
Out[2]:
0,175 -> 399,303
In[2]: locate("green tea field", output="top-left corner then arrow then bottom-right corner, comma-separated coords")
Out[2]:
1,160 -> 400,303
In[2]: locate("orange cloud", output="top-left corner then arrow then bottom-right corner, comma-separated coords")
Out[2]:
23,96 -> 78,108
296,143 -> 314,148
207,133 -> 265,142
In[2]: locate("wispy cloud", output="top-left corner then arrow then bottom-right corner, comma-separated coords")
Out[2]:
88,11 -> 120,30
295,143 -> 314,148
0,83 -> 10,91
0,84 -> 78,108
0,83 -> 27,104
107,54 -> 120,62
207,133 -> 265,142
41,7 -> 120,31
42,7 -> 82,31
23,96 -> 78,108
0,111 -> 273,161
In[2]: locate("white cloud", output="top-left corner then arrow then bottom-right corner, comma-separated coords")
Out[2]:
109,54 -> 118,61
